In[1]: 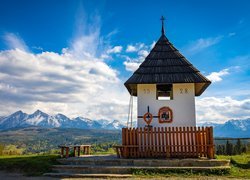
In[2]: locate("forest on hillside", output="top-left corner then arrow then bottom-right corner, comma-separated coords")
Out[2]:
0,127 -> 121,155
0,127 -> 249,156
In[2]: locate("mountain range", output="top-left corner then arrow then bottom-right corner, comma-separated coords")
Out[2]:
0,110 -> 250,138
198,119 -> 250,138
0,110 -> 125,130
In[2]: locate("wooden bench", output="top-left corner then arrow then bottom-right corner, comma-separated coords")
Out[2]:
59,145 -> 91,158
113,145 -> 170,158
58,145 -> 70,158
73,145 -> 91,157
113,145 -> 139,158
113,145 -> 124,158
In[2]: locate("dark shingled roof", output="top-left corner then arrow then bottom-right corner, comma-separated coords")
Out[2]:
124,22 -> 211,96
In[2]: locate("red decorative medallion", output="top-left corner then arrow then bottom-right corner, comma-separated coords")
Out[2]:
143,112 -> 153,125
158,107 -> 173,123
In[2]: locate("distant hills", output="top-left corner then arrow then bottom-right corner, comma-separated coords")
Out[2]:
0,110 -> 125,130
0,127 -> 121,153
0,110 -> 250,138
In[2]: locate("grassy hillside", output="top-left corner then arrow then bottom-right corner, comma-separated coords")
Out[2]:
0,127 -> 121,154
0,154 -> 59,176
217,154 -> 250,178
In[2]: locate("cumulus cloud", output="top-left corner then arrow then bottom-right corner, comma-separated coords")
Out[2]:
125,43 -> 145,53
206,68 -> 230,82
123,43 -> 151,72
126,45 -> 137,52
0,48 -> 128,118
107,46 -> 122,54
123,54 -> 144,72
206,66 -> 240,82
150,41 -> 156,49
123,61 -> 140,72
138,50 -> 149,58
0,14 -> 130,121
196,96 -> 250,123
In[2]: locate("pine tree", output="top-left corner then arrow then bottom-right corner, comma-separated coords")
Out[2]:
235,139 -> 242,154
242,145 -> 247,153
226,140 -> 233,155
216,145 -> 222,155
0,144 -> 4,156
222,145 -> 226,155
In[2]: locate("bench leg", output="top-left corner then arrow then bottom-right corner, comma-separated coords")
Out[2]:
61,148 -> 64,158
78,147 -> 80,156
115,147 -> 120,158
73,147 -> 76,157
66,147 -> 69,158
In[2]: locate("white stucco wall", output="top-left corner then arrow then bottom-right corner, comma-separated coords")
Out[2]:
137,83 -> 196,128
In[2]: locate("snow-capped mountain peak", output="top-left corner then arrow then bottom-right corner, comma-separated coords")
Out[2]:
0,110 -> 126,130
199,118 -> 250,138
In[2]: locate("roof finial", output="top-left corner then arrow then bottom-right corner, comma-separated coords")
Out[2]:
160,16 -> 165,35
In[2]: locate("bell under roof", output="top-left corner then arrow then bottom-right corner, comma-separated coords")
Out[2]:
124,16 -> 211,96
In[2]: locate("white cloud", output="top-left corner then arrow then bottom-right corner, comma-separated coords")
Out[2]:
0,14 -> 130,121
123,54 -> 144,72
184,36 -> 222,55
206,68 -> 229,82
0,47 -> 131,120
123,42 -> 151,72
126,45 -> 137,52
150,41 -> 156,49
196,96 -> 250,123
125,43 -> 145,53
123,61 -> 140,72
107,46 -> 122,54
138,50 -> 149,58
3,33 -> 29,52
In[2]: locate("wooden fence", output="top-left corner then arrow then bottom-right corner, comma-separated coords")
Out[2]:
115,127 -> 214,159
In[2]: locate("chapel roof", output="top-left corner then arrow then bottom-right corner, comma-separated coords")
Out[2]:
124,17 -> 211,96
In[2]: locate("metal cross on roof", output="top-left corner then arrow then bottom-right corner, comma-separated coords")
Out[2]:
160,16 -> 165,35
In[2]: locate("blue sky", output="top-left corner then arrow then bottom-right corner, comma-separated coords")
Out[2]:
0,0 -> 249,123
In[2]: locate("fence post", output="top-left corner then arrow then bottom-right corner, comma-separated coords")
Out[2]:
207,127 -> 214,159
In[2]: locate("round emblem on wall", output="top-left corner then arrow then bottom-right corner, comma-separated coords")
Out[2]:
143,112 -> 153,125
158,107 -> 173,123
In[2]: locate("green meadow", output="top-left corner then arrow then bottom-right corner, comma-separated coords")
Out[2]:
0,153 -> 249,178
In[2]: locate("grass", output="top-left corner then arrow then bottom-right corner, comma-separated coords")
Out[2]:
0,154 -> 60,176
133,153 -> 250,178
132,167 -> 230,178
92,148 -> 116,155
0,153 -> 249,178
216,153 -> 250,178
133,170 -> 230,178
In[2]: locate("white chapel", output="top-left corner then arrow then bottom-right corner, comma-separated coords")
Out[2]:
124,17 -> 211,128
